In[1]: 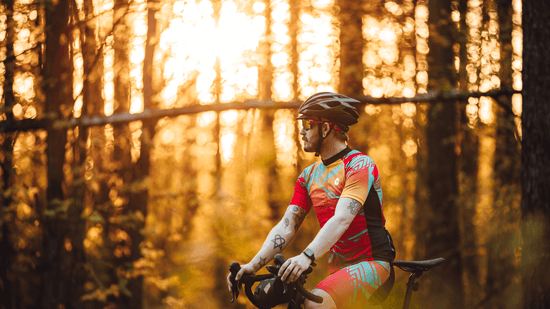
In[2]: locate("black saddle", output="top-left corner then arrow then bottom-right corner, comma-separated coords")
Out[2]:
392,258 -> 445,274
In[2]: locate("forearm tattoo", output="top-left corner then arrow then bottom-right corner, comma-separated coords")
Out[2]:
347,199 -> 362,215
257,256 -> 267,268
272,234 -> 286,250
290,206 -> 307,232
284,217 -> 290,228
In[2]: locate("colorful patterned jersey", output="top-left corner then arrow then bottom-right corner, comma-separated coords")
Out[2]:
290,148 -> 395,273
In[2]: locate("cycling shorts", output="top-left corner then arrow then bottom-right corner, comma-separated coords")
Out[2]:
315,260 -> 394,309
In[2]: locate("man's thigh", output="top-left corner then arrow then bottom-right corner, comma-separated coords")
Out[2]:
304,289 -> 337,309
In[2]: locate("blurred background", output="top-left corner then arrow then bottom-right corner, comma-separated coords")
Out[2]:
0,0 -> 527,308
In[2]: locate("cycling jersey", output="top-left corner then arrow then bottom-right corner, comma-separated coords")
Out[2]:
290,147 -> 395,273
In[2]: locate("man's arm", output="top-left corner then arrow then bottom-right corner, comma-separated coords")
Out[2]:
246,205 -> 307,272
304,197 -> 360,261
227,205 -> 308,288
279,197 -> 360,283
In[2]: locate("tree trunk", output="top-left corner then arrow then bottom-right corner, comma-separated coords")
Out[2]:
338,0 -> 363,97
110,0 -> 138,307
422,1 -> 463,308
40,0 -> 80,306
257,0 -> 279,222
124,1 -> 157,307
458,104 -> 481,308
0,0 -> 17,307
456,0 -> 482,306
290,0 -> 306,174
521,1 -> 550,308
482,1 -> 521,308
79,0 -> 113,306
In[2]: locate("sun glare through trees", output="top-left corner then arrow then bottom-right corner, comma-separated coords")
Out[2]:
0,0 -> 533,308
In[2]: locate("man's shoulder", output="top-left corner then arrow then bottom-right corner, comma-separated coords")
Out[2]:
299,161 -> 321,177
343,150 -> 375,170
343,149 -> 372,162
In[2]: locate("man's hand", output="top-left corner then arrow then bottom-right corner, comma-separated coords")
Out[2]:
278,253 -> 311,284
227,263 -> 256,292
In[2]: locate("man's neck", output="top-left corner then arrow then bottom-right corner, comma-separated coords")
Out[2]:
320,140 -> 348,161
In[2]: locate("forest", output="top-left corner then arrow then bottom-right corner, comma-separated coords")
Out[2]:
0,0 -> 549,308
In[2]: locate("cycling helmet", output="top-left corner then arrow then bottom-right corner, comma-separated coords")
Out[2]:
297,92 -> 360,156
296,92 -> 360,131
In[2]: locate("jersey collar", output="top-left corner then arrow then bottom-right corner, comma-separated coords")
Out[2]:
322,147 -> 352,166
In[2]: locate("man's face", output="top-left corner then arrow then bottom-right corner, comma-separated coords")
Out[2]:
300,119 -> 322,152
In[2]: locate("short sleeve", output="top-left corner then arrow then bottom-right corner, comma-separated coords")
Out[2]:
340,155 -> 375,204
290,174 -> 313,212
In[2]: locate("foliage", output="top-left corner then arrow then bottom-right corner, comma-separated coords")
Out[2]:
0,0 -> 526,308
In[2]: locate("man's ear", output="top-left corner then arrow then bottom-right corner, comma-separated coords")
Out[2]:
322,122 -> 330,137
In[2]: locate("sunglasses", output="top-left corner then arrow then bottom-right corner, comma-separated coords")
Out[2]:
300,119 -> 346,133
300,119 -> 324,130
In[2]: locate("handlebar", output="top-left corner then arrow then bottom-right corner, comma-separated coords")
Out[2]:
229,254 -> 323,308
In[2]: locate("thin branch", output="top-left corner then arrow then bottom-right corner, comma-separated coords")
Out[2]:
353,87 -> 517,113
0,87 -> 520,132
1,3 -> 136,66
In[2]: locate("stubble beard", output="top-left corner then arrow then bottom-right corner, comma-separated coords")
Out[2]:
303,134 -> 319,153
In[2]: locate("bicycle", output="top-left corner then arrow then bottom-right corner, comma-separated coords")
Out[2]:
229,254 -> 444,309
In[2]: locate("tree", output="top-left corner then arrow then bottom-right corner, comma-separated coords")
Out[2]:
420,0 -> 464,308
123,0 -> 158,306
455,0 -> 481,306
484,0 -> 521,307
521,0 -> 550,308
338,0 -> 364,97
0,2 -> 17,308
40,0 -> 81,306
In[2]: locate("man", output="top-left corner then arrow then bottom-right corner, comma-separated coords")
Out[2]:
227,92 -> 396,308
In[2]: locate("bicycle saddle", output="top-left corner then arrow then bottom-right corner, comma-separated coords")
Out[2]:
392,258 -> 445,273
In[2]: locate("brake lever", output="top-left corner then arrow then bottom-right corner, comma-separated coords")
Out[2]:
266,265 -> 278,275
293,262 -> 323,304
229,262 -> 241,303
303,265 -> 315,275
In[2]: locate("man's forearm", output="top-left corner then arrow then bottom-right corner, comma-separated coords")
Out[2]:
249,222 -> 295,272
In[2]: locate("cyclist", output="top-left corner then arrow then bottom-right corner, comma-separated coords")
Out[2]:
227,92 -> 396,308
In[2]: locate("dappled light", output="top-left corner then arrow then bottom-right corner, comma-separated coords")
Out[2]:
0,0 -> 526,308
297,0 -> 338,98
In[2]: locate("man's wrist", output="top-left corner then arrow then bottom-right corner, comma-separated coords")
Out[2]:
302,248 -> 315,263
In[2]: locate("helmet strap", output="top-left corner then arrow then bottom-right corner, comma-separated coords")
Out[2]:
315,122 -> 334,157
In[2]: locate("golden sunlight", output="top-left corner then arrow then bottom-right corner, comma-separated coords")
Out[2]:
103,35 -> 115,116
465,0 -> 482,126
220,110 -> 238,163
10,0 -> 39,121
72,28 -> 84,118
0,7 -> 5,119
0,0 -> 528,306
415,1 -> 429,94
511,0 -> 522,138
274,109 -> 297,167
159,0 -> 263,106
297,0 -> 338,99
478,0 -> 500,125
271,0 -> 294,101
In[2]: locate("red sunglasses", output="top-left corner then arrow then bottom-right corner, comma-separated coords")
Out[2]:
300,119 -> 345,133
300,119 -> 324,130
